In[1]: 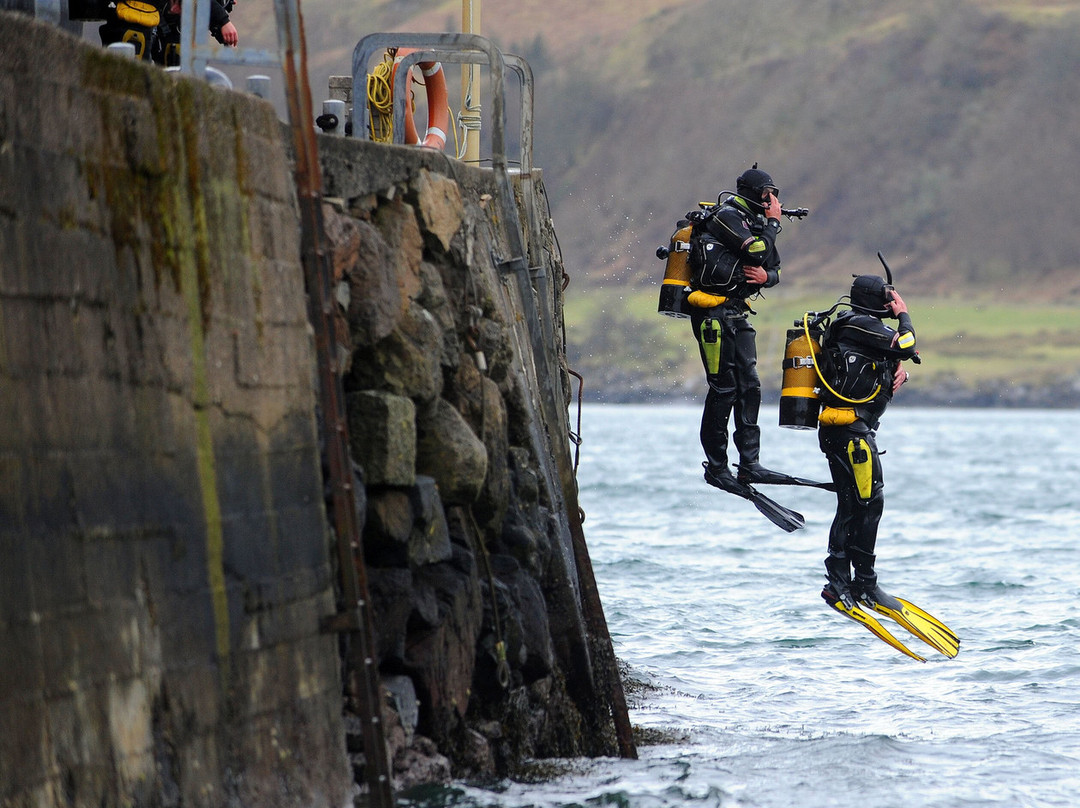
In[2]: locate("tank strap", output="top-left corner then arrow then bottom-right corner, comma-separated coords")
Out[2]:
782,355 -> 815,370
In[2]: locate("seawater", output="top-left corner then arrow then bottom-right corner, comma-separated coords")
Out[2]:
407,405 -> 1080,808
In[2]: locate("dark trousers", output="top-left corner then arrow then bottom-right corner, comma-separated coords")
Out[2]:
690,307 -> 761,470
819,423 -> 885,587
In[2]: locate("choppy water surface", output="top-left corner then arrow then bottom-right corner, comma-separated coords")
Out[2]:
408,405 -> 1080,808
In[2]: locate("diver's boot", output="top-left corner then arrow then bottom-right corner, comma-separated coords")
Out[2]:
703,461 -> 742,494
854,581 -> 893,611
735,427 -> 767,484
821,554 -> 856,610
849,547 -> 879,605
737,461 -> 792,485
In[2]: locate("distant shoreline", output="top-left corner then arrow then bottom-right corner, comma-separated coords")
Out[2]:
577,384 -> 1080,409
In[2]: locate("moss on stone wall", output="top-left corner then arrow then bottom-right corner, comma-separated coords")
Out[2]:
0,14 -> 349,807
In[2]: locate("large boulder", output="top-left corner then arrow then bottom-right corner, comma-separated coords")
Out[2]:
363,477 -> 452,569
414,169 -> 464,253
323,203 -> 405,349
480,554 -> 554,689
348,304 -> 444,404
417,260 -> 461,370
346,390 -> 415,486
446,357 -> 510,534
366,567 -> 413,666
416,398 -> 488,506
405,546 -> 483,739
373,195 -> 424,309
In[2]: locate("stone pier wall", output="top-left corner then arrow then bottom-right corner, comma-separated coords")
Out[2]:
0,12 -> 625,807
0,14 -> 350,807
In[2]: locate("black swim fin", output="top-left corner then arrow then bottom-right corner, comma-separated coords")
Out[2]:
857,586 -> 960,658
821,585 -> 926,662
748,489 -> 806,533
737,464 -> 836,491
704,463 -> 805,533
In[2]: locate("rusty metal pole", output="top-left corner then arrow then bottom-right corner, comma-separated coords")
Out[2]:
274,0 -> 395,804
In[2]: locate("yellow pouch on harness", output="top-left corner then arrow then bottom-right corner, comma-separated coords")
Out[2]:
819,406 -> 857,426
116,0 -> 160,26
699,317 -> 721,375
687,290 -> 727,309
847,438 -> 873,500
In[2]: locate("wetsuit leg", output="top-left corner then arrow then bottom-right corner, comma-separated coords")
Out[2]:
729,314 -> 762,466
819,425 -> 884,588
152,18 -> 181,66
691,309 -> 738,470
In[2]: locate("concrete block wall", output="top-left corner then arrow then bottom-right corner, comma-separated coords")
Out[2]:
0,14 -> 351,807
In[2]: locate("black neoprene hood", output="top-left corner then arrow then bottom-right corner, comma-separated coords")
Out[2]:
849,274 -> 890,314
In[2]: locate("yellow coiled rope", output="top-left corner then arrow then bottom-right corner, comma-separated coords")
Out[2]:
366,50 -> 396,142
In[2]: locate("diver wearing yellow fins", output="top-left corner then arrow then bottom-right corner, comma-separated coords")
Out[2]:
806,265 -> 959,660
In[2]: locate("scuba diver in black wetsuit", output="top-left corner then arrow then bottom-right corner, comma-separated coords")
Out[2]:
817,274 -> 917,610
804,266 -> 958,660
689,166 -> 786,491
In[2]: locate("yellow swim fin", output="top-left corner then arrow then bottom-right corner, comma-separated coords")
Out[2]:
862,592 -> 960,659
822,587 -> 926,662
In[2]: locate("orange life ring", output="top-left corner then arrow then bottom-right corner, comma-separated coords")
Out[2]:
393,50 -> 449,150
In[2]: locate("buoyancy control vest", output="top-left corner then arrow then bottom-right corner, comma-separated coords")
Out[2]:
816,311 -> 898,427
687,199 -> 768,299
657,193 -> 786,318
779,309 -> 896,430
656,204 -> 743,317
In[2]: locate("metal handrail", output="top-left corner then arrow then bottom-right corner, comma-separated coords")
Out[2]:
351,34 -> 506,161
504,53 -> 534,177
387,47 -> 534,175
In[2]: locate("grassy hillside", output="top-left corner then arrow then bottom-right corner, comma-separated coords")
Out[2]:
220,0 -> 1080,403
533,0 -> 1080,294
231,0 -> 1080,298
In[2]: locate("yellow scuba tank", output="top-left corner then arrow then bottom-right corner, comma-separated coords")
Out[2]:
656,224 -> 693,318
779,326 -> 821,429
